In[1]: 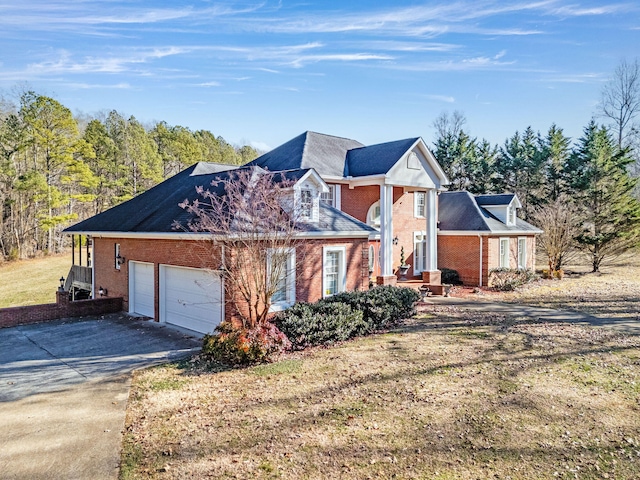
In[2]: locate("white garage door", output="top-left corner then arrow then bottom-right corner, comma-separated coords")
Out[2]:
129,261 -> 155,318
160,265 -> 223,334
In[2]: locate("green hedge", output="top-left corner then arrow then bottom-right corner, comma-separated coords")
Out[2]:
274,286 -> 420,350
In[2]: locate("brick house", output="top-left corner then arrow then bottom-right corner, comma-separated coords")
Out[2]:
64,131 -> 541,334
247,131 -> 450,287
437,191 -> 542,286
64,163 -> 375,334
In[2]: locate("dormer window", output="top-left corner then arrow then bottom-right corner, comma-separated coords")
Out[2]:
296,184 -> 319,223
292,170 -> 326,223
301,189 -> 313,219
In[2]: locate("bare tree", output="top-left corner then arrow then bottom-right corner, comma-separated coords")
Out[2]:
531,197 -> 581,275
600,58 -> 640,149
432,110 -> 467,141
178,167 -> 304,329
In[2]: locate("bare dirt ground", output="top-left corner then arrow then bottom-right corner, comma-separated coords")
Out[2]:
121,256 -> 640,480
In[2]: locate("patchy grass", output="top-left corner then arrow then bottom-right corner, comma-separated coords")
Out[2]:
0,254 -> 70,308
448,255 -> 640,320
122,309 -> 640,479
491,256 -> 640,319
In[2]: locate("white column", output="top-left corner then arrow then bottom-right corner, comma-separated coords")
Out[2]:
426,189 -> 438,272
379,184 -> 394,277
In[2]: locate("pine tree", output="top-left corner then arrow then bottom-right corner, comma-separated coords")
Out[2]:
540,124 -> 572,201
570,121 -> 640,272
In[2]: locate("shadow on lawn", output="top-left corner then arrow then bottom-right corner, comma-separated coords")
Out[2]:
137,307 -> 640,479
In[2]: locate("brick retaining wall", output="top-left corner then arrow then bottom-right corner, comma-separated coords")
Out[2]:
0,291 -> 123,329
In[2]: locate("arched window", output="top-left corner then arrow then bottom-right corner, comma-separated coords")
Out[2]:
367,201 -> 380,227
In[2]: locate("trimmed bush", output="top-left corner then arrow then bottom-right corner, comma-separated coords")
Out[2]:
202,321 -> 291,365
488,268 -> 538,291
440,267 -> 462,285
274,286 -> 420,350
273,301 -> 365,350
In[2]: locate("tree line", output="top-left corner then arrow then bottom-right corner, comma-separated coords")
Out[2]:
433,59 -> 640,273
0,91 -> 259,261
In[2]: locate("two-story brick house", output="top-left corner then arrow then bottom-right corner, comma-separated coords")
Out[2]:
64,131 -> 541,334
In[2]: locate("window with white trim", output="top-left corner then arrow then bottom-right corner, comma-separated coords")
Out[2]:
268,248 -> 296,311
499,238 -> 510,268
413,231 -> 427,273
320,184 -> 340,209
323,246 -> 346,297
300,189 -> 313,218
414,192 -> 426,218
508,206 -> 517,226
517,237 -> 527,269
367,201 -> 381,227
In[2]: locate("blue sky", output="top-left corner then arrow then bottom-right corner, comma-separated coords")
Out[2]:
1,1 -> 638,151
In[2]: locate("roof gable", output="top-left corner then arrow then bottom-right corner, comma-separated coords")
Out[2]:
345,138 -> 419,177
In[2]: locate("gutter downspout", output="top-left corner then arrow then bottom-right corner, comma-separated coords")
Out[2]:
478,234 -> 483,287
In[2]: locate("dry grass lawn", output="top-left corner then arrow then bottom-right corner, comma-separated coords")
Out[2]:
0,254 -> 71,308
487,256 -> 640,320
121,258 -> 640,479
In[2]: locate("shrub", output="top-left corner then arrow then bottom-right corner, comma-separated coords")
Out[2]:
440,267 -> 462,285
274,286 -> 420,350
326,286 -> 419,330
488,268 -> 538,291
273,301 -> 365,350
202,321 -> 291,365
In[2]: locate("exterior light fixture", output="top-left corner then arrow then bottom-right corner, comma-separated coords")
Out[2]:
98,286 -> 107,297
392,236 -> 399,245
59,277 -> 65,292
116,254 -> 126,267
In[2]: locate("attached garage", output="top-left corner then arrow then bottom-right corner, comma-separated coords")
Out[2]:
129,261 -> 155,318
159,265 -> 223,334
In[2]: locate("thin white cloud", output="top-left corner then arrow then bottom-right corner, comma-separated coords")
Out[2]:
197,81 -> 222,87
542,72 -> 605,83
424,94 -> 456,103
25,47 -> 189,75
548,4 -> 631,16
289,53 -> 393,68
62,82 -> 132,89
394,52 -> 515,72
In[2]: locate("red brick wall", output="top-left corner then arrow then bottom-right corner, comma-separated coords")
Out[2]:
94,236 -> 369,324
438,234 -> 537,286
0,292 -> 122,329
94,238 -> 222,320
438,235 -> 483,286
340,186 -> 430,279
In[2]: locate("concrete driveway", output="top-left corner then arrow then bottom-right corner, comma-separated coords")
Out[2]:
0,314 -> 201,480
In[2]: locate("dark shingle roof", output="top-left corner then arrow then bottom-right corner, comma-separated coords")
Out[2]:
64,164 -> 374,236
438,191 -> 490,231
248,131 -> 364,177
438,191 -> 541,234
345,138 -> 419,177
248,131 -> 421,178
475,194 -> 516,206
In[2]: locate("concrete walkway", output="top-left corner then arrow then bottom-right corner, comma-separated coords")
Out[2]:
0,315 -> 201,480
427,296 -> 640,334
